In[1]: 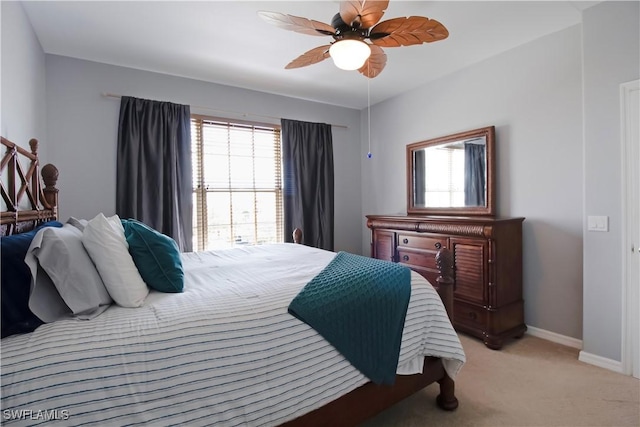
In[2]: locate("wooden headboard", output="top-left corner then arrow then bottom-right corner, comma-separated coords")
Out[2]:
1,136 -> 59,236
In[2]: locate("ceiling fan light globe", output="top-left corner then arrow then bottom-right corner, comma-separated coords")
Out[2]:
329,40 -> 371,71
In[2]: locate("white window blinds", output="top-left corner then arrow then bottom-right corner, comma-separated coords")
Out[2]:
191,115 -> 283,251
423,146 -> 464,207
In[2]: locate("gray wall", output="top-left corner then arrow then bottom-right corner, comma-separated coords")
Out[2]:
43,55 -> 363,254
0,2 -> 47,158
361,25 -> 584,340
5,0 -> 639,364
582,1 -> 640,362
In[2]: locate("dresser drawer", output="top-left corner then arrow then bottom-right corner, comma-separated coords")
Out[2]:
397,249 -> 437,269
398,234 -> 447,251
453,300 -> 487,330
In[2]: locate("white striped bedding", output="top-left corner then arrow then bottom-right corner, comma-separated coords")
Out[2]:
1,243 -> 465,426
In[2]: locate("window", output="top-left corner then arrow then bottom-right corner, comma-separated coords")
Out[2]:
191,115 -> 283,251
423,146 -> 464,207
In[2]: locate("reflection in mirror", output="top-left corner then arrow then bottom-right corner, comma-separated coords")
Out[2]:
413,136 -> 486,208
407,126 -> 495,216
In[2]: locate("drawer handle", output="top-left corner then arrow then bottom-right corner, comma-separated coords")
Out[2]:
402,238 -> 409,244
435,242 -> 442,249
468,312 -> 477,320
402,255 -> 409,261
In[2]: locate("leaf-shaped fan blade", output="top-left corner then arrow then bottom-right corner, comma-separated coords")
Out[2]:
258,11 -> 336,36
285,45 -> 332,69
339,0 -> 389,30
358,45 -> 387,78
369,16 -> 449,47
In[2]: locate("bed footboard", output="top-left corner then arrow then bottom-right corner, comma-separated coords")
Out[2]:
282,356 -> 450,427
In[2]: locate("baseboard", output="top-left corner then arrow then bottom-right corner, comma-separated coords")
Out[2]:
525,325 -> 583,349
578,351 -> 624,374
525,326 -> 624,374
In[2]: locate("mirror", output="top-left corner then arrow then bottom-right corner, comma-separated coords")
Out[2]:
407,126 -> 495,216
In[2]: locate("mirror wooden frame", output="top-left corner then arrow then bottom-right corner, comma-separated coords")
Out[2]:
406,126 -> 496,216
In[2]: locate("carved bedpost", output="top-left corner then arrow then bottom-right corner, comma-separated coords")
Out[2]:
29,139 -> 40,198
292,228 -> 302,244
434,246 -> 459,411
41,163 -> 59,215
435,247 -> 454,321
436,373 -> 459,411
28,138 -> 38,155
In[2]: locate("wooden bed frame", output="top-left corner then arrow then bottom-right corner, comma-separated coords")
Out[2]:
1,136 -> 459,426
1,137 -> 58,236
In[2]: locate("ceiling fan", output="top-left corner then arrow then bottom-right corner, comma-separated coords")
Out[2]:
258,0 -> 449,78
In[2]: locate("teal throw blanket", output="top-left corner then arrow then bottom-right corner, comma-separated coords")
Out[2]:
288,252 -> 411,385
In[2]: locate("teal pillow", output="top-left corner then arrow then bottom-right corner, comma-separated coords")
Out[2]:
121,219 -> 184,293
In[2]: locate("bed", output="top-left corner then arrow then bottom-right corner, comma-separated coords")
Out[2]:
0,136 -> 465,426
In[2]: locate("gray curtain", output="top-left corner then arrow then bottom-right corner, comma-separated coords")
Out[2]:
281,119 -> 334,251
464,142 -> 486,207
116,96 -> 193,252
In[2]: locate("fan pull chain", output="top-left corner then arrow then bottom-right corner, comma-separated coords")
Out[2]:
367,63 -> 372,159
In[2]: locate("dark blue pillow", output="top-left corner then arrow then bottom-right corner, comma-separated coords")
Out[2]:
1,221 -> 63,338
121,219 -> 184,293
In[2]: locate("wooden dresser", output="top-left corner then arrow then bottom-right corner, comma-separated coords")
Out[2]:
366,214 -> 526,349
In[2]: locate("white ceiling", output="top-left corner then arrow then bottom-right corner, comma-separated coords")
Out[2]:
21,1 -> 599,109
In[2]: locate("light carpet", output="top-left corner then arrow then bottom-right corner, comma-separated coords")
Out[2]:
363,333 -> 639,427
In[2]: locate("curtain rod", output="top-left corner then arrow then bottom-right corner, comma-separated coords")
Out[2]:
101,92 -> 348,129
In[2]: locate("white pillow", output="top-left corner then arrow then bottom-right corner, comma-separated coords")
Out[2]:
26,223 -> 112,322
82,213 -> 149,307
